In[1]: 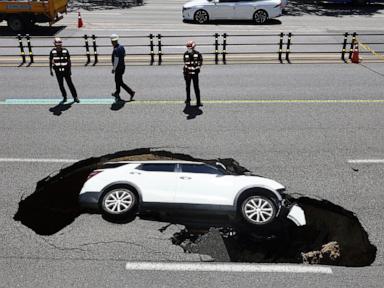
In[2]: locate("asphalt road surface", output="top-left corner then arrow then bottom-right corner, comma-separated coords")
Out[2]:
1,0 -> 384,287
1,62 -> 384,287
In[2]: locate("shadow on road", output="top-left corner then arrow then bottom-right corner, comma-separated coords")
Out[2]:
285,0 -> 384,17
183,19 -> 282,26
110,99 -> 136,111
0,25 -> 66,37
49,102 -> 73,116
68,0 -> 144,11
183,104 -> 203,120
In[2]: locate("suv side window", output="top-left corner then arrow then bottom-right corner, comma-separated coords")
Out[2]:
181,164 -> 222,175
137,164 -> 175,172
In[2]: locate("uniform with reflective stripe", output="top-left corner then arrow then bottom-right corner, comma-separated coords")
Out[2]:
49,48 -> 71,73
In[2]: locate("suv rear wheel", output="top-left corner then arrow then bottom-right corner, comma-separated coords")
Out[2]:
241,195 -> 277,225
101,188 -> 137,219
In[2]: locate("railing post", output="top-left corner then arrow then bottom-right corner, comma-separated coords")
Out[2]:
214,33 -> 219,65
222,33 -> 227,64
92,34 -> 98,66
84,34 -> 91,65
149,33 -> 155,65
157,34 -> 162,65
349,32 -> 357,60
341,32 -> 349,62
285,32 -> 292,63
17,34 -> 26,65
26,34 -> 33,65
278,32 -> 284,63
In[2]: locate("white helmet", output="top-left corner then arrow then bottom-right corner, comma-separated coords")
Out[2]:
110,34 -> 119,41
53,37 -> 62,46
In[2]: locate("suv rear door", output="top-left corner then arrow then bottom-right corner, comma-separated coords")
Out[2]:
134,163 -> 177,203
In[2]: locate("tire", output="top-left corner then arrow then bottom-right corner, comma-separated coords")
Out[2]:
101,187 -> 138,219
7,16 -> 25,32
241,195 -> 277,225
194,9 -> 209,24
253,10 -> 268,25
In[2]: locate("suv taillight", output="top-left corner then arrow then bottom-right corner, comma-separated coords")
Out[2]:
87,170 -> 101,180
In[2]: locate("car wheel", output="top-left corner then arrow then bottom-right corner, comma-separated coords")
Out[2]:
253,10 -> 268,25
194,10 -> 209,24
241,195 -> 277,225
7,16 -> 25,32
101,188 -> 137,218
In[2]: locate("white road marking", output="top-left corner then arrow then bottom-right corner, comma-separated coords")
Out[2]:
124,262 -> 333,274
348,159 -> 384,164
0,158 -> 78,163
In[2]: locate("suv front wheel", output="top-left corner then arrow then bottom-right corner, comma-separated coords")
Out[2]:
241,195 -> 277,225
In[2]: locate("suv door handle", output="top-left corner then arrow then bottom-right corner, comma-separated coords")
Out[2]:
180,176 -> 192,180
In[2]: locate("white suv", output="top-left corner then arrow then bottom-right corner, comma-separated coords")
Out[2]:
79,161 -> 305,227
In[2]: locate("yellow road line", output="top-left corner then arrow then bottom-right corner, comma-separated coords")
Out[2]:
356,37 -> 384,61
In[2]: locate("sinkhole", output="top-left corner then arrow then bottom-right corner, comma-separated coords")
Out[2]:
13,148 -> 376,267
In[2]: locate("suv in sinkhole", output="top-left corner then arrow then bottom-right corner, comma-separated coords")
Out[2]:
79,160 -> 306,227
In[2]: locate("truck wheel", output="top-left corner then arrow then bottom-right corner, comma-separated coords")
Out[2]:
7,16 -> 25,32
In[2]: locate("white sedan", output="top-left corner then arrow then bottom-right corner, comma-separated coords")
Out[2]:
182,0 -> 285,24
79,160 -> 305,227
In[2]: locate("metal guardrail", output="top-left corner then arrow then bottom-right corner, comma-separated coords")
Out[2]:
0,32 -> 383,66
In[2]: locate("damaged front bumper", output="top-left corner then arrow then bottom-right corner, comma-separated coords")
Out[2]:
287,204 -> 306,226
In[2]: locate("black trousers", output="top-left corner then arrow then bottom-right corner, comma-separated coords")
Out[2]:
185,73 -> 201,104
114,66 -> 134,96
55,71 -> 77,99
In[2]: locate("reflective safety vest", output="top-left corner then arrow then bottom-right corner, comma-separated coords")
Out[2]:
50,48 -> 71,73
183,50 -> 203,75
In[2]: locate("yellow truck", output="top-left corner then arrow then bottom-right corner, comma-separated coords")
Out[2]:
0,0 -> 68,32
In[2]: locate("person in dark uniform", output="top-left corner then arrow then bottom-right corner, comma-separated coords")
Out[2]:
183,40 -> 203,106
49,37 -> 79,103
111,34 -> 135,102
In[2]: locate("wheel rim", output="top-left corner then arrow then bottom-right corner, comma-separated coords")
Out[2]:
103,190 -> 133,214
243,197 -> 274,224
195,11 -> 208,23
254,11 -> 267,24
